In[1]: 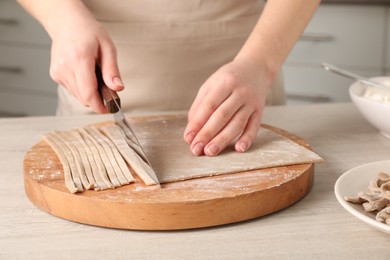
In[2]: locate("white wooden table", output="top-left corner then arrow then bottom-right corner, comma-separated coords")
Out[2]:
1,103 -> 390,259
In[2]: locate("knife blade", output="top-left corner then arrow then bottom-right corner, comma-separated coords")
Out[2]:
96,66 -> 160,187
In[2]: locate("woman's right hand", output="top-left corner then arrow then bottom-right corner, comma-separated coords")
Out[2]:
47,1 -> 124,113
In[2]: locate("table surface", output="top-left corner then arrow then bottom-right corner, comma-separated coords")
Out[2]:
1,103 -> 390,259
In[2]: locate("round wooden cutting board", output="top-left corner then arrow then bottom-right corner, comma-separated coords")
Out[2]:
24,115 -> 315,230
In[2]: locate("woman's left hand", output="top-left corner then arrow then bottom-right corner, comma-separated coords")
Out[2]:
184,58 -> 273,156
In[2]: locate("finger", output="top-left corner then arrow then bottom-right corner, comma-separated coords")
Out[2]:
50,58 -> 83,102
187,72 -> 232,121
184,82 -> 232,144
187,81 -> 210,121
185,92 -> 230,145
69,70 -> 84,102
184,85 -> 209,144
189,94 -> 243,154
60,71 -> 82,103
100,39 -> 124,91
202,107 -> 253,156
74,58 -> 107,113
235,111 -> 261,153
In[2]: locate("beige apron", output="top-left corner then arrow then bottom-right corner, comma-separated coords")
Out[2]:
57,0 -> 285,116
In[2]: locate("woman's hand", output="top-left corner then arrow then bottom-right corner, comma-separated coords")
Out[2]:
184,58 -> 272,156
48,3 -> 123,113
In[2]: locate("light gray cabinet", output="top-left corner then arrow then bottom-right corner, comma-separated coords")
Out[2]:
284,4 -> 387,104
0,0 -> 57,116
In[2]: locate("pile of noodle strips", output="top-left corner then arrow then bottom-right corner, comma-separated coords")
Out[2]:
345,172 -> 390,225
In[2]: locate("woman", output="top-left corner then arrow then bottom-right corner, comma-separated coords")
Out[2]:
17,0 -> 320,156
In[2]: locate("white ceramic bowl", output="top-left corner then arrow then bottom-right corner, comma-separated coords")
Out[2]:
349,77 -> 390,139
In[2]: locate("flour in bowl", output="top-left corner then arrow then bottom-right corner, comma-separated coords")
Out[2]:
363,86 -> 390,105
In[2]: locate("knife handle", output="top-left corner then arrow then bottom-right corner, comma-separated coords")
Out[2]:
96,65 -> 121,113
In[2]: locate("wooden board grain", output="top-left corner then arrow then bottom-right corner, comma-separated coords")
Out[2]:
23,114 -> 315,230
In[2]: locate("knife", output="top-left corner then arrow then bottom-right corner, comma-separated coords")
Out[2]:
96,66 -> 160,187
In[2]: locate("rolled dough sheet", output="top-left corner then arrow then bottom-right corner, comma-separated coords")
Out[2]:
129,115 -> 323,184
